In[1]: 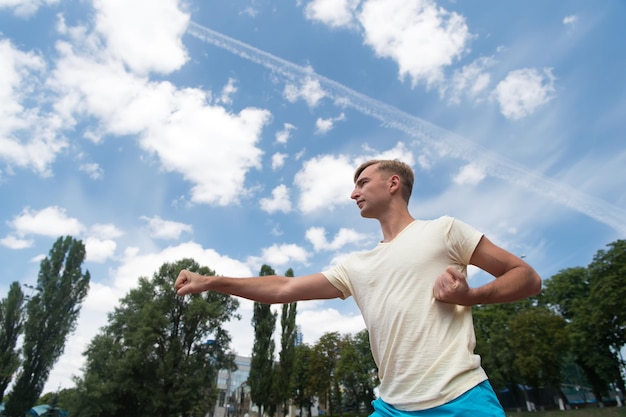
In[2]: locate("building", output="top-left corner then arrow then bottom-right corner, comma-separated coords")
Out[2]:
213,355 -> 255,417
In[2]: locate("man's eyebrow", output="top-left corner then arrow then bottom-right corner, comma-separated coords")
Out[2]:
355,176 -> 369,186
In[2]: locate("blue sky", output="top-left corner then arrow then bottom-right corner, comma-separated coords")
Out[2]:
1,0 -> 625,393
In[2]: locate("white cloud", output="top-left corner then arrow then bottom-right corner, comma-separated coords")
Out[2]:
563,15 -> 577,26
260,184 -> 293,214
90,223 -> 124,239
247,243 -> 311,271
445,56 -> 495,104
113,242 -> 253,294
9,206 -> 84,237
271,152 -> 288,170
416,151 -> 434,171
357,141 -> 416,167
79,162 -> 103,179
140,215 -> 193,240
297,307 -> 365,345
0,39 -> 68,176
0,0 -> 59,18
315,112 -> 346,134
493,68 -> 556,120
283,76 -> 327,107
0,235 -> 34,249
453,163 -> 485,185
142,101 -> 271,206
315,118 -> 334,135
217,78 -> 238,105
50,26 -> 272,207
304,0 -> 360,28
306,226 -> 368,251
93,0 -> 189,75
84,237 -> 117,263
275,123 -> 296,144
358,0 -> 472,87
294,154 -> 355,213
240,7 -> 258,18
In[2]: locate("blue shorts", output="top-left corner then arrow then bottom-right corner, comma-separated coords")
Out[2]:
371,380 -> 505,417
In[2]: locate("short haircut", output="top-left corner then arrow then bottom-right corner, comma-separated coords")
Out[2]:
353,159 -> 414,203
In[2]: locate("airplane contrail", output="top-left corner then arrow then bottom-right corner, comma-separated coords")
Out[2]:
186,21 -> 626,236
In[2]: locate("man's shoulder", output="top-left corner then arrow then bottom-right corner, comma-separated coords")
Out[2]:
413,215 -> 455,230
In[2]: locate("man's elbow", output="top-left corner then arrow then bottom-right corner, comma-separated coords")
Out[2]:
526,268 -> 542,296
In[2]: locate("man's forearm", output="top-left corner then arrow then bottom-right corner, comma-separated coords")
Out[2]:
208,274 -> 292,304
470,265 -> 541,305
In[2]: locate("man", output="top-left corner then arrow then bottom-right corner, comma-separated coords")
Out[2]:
175,159 -> 542,416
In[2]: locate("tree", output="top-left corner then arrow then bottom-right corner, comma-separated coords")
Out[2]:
473,302 -> 529,409
539,267 -> 589,321
0,282 -> 25,400
249,264 -> 277,417
508,306 -> 569,405
5,236 -> 90,417
276,268 -> 298,416
310,332 -> 341,416
71,259 -> 239,417
587,239 -> 626,394
541,262 -> 625,404
335,330 -> 377,414
292,344 -> 315,417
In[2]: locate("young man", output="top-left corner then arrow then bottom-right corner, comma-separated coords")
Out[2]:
175,159 -> 542,416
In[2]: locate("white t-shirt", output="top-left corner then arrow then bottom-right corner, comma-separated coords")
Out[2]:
322,216 -> 488,411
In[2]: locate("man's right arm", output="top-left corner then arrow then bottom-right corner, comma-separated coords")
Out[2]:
175,270 -> 343,304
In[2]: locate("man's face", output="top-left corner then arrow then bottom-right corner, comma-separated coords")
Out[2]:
350,164 -> 390,218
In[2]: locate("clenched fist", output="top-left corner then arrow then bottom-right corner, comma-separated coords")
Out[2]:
432,266 -> 473,306
175,270 -> 208,296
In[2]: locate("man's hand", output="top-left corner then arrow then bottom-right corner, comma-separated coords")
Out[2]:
175,270 -> 208,296
433,266 -> 473,306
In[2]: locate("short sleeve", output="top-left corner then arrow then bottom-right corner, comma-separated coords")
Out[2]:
445,217 -> 484,266
321,263 -> 352,300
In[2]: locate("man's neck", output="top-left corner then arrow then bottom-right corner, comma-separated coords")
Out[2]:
378,211 -> 415,243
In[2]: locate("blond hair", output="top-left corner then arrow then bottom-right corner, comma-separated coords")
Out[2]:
354,159 -> 414,203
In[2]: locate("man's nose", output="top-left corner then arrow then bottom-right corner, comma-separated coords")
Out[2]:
350,188 -> 359,200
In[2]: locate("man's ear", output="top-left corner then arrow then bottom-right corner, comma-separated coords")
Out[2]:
388,174 -> 401,194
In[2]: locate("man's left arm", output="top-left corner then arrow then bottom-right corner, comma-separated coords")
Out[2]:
433,236 -> 542,306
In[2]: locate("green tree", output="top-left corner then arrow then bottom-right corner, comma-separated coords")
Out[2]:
0,282 -> 25,400
541,263 -> 624,404
276,268 -> 298,417
587,239 -> 626,394
249,264 -> 277,417
36,387 -> 76,412
292,344 -> 315,417
6,236 -> 90,417
335,330 -> 377,414
473,302 -> 527,408
539,267 -> 589,321
508,306 -> 569,404
71,259 -> 238,417
310,332 -> 341,416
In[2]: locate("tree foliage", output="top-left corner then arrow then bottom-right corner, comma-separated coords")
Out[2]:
474,300 -> 568,406
508,307 -> 569,395
249,264 -> 277,417
70,259 -> 239,417
541,240 -> 626,404
277,268 -> 298,416
0,282 -> 25,400
292,343 -> 315,416
310,332 -> 341,415
335,329 -> 377,414
587,240 -> 626,367
5,236 -> 90,417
